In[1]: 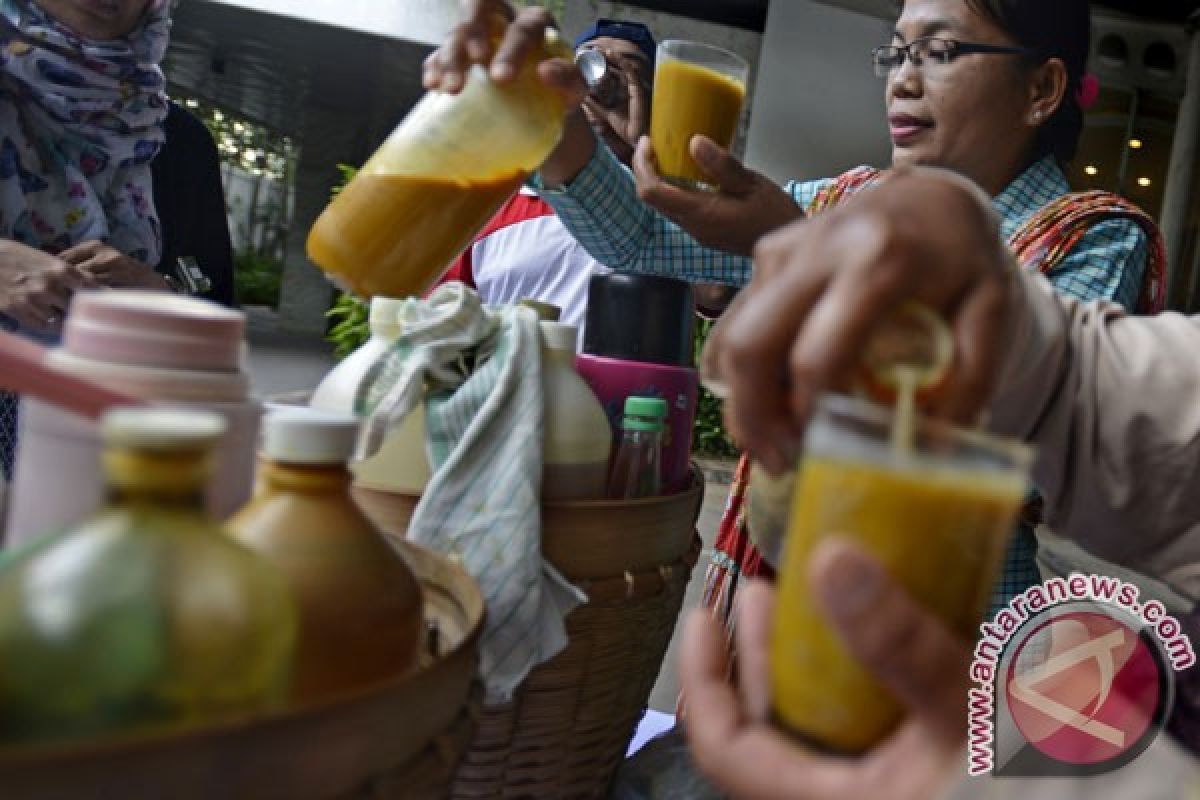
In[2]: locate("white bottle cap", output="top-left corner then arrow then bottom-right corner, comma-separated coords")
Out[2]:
369,297 -> 408,338
263,409 -> 360,465
540,321 -> 579,352
101,408 -> 226,451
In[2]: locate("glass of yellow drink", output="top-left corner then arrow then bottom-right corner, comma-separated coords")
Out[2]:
770,394 -> 1032,753
650,40 -> 749,190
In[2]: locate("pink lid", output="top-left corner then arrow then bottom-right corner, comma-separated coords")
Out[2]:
63,290 -> 246,372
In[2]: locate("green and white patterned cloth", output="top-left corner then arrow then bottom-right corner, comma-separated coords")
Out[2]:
360,283 -> 585,701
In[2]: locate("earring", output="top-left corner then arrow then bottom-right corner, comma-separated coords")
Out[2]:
1031,110 -> 1044,124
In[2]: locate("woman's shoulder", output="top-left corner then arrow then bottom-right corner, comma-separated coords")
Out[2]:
786,166 -> 883,213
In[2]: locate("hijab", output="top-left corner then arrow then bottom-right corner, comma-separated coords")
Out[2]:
0,0 -> 170,264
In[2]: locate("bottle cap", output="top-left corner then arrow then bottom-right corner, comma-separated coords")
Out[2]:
65,290 -> 246,373
519,300 -> 562,321
263,408 -> 360,465
101,408 -> 226,452
367,296 -> 410,335
539,320 -> 579,352
623,396 -> 668,432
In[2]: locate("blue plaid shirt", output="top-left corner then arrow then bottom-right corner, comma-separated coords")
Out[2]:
539,145 -> 1148,303
538,147 -> 1150,613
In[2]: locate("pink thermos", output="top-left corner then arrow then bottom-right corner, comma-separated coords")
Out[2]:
577,274 -> 699,493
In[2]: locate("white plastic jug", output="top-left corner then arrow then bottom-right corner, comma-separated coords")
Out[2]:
310,297 -> 431,494
540,321 -> 612,502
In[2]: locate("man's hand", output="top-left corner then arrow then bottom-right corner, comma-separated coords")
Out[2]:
701,168 -> 1015,473
61,241 -> 169,291
0,240 -> 98,334
680,539 -> 970,800
632,135 -> 804,257
422,0 -> 585,104
581,62 -> 650,165
422,1 -> 593,185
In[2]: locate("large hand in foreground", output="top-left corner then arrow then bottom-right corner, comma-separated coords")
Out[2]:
633,135 -> 803,257
701,167 -> 1015,473
680,539 -> 971,800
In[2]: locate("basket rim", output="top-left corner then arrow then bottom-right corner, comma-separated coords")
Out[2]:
0,542 -> 484,767
356,466 -> 705,512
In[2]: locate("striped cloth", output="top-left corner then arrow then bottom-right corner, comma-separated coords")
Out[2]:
359,283 -> 586,701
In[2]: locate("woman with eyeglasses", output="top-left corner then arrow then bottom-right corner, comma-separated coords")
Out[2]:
429,0 -> 1165,639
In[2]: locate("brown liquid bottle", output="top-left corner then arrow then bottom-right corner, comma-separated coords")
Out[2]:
307,25 -> 572,299
227,410 -> 423,702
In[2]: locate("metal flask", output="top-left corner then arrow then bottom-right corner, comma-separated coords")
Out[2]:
576,49 -> 623,109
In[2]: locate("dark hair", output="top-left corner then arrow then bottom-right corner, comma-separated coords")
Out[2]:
964,0 -> 1092,164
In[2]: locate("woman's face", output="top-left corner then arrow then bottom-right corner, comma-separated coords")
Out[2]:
35,0 -> 151,41
887,0 -> 1045,194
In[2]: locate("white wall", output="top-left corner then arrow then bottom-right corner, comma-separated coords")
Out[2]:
744,0 -> 893,184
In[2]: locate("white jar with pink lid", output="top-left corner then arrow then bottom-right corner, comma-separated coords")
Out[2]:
4,291 -> 260,547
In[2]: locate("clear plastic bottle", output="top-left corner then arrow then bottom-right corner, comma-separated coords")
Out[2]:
306,25 -> 571,300
0,409 -> 296,746
606,397 -> 668,500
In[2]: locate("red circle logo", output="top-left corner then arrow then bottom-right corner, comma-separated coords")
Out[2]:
1005,610 -> 1166,767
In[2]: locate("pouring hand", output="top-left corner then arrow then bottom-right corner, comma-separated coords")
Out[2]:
423,0 -> 586,107
422,1 -> 592,187
632,135 -> 804,257
700,168 -> 1014,474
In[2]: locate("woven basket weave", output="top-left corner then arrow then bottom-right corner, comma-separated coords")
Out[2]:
355,472 -> 705,799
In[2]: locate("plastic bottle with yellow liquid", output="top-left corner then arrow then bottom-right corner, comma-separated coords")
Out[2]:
306,24 -> 572,300
0,410 -> 296,747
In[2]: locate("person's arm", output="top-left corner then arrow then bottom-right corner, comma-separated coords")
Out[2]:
988,272 -> 1200,583
539,141 -> 823,287
534,142 -> 751,285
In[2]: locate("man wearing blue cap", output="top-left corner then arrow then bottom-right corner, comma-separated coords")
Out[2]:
573,18 -> 655,165
436,19 -> 656,337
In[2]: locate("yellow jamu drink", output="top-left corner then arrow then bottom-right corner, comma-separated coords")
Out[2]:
769,307 -> 1031,753
650,40 -> 748,190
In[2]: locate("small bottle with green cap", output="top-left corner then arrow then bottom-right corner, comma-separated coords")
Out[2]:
607,396 -> 669,499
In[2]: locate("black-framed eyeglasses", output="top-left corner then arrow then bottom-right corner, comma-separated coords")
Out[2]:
872,37 -> 1034,78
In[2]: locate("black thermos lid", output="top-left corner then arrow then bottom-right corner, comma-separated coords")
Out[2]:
583,273 -> 695,367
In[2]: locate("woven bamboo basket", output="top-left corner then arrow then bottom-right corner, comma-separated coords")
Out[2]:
354,472 -> 705,799
0,542 -> 484,800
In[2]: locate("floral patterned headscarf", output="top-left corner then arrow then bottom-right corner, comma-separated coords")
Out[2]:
0,0 -> 170,265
